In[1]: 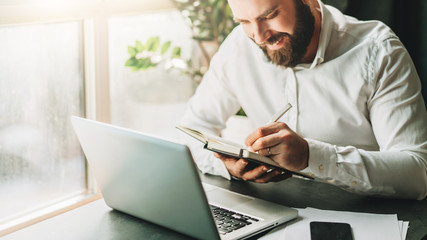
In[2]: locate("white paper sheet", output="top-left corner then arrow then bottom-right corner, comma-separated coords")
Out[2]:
259,207 -> 408,240
401,221 -> 409,240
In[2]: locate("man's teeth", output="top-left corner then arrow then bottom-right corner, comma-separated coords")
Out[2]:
272,37 -> 282,45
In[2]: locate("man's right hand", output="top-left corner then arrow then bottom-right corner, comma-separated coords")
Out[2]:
213,152 -> 291,183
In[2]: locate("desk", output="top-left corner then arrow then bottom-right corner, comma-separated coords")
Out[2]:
3,174 -> 427,240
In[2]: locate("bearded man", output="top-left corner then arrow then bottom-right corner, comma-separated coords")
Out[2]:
180,0 -> 427,200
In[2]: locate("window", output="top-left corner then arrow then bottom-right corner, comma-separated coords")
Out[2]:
0,20 -> 87,229
0,0 -> 185,235
109,10 -> 197,138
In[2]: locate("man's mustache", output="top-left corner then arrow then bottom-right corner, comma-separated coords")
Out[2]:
259,32 -> 291,47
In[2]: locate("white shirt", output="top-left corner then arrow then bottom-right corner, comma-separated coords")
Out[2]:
180,2 -> 427,199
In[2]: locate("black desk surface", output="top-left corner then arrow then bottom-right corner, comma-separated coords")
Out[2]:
3,173 -> 427,240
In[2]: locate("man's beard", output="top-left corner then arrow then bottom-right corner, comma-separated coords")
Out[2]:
258,0 -> 315,68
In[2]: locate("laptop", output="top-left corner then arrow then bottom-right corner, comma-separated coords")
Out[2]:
71,116 -> 297,240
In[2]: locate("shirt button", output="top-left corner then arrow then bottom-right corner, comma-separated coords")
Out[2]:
351,181 -> 357,186
318,164 -> 324,171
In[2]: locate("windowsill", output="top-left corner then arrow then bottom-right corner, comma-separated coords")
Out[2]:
0,192 -> 101,237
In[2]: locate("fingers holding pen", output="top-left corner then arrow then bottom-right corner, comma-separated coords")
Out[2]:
245,122 -> 290,148
245,122 -> 291,156
245,103 -> 293,156
243,122 -> 309,172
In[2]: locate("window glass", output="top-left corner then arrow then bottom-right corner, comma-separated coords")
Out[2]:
0,21 -> 86,221
109,10 -> 198,139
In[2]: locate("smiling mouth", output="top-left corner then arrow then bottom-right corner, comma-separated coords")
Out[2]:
266,35 -> 285,50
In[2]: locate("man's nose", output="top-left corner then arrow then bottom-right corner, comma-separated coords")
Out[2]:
253,22 -> 271,45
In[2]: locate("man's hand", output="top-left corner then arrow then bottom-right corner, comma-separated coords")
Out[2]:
213,153 -> 291,183
245,122 -> 309,172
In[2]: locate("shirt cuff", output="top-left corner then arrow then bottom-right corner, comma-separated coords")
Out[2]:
304,138 -> 338,180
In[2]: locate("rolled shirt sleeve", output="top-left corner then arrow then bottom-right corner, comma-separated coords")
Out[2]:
303,37 -> 427,200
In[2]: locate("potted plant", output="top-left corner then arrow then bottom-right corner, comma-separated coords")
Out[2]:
125,0 -> 237,87
125,0 -> 250,141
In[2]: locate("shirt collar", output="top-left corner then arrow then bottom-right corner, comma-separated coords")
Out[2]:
295,0 -> 333,70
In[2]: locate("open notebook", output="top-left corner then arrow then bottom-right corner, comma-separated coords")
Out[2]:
176,125 -> 313,180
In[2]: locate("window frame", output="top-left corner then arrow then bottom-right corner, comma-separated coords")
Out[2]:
0,0 -> 174,236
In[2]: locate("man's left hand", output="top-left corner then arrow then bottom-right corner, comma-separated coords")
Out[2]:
213,153 -> 291,183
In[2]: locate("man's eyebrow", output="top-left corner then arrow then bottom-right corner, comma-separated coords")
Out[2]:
256,5 -> 279,20
233,5 -> 279,23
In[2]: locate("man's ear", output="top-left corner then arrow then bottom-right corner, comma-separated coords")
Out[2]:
302,0 -> 314,9
302,0 -> 312,6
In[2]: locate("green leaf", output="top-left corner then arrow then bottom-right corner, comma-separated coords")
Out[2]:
146,36 -> 160,52
132,58 -> 157,70
135,40 -> 144,53
161,41 -> 171,55
124,58 -> 137,67
127,46 -> 137,57
236,107 -> 247,116
171,46 -> 181,58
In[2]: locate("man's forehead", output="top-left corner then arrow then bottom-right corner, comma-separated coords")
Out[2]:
228,0 -> 288,20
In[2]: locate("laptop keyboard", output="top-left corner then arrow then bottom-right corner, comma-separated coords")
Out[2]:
210,204 -> 260,235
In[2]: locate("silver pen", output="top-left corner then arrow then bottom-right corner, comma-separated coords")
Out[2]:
266,103 -> 292,124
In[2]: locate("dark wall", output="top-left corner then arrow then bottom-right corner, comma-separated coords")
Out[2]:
324,0 -> 427,105
420,1 -> 427,106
